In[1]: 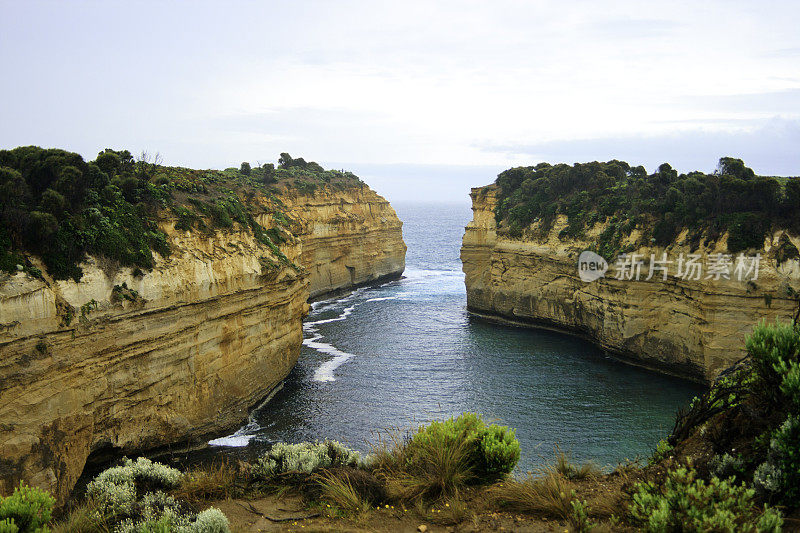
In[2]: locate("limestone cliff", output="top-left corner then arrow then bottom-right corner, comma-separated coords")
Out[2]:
461,185 -> 800,383
0,185 -> 404,502
278,186 -> 406,298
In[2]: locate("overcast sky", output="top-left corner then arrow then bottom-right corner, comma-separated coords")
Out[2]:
1,1 -> 799,202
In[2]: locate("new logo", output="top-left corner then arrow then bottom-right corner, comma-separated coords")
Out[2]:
578,251 -> 608,282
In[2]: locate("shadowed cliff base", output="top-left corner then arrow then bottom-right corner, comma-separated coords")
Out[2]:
466,308 -> 707,384
308,270 -> 405,303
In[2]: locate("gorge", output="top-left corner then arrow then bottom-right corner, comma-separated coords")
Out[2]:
0,150 -> 405,503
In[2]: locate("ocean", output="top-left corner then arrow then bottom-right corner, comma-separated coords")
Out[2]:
208,201 -> 703,472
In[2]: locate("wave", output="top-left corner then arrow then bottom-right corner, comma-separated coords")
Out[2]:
208,430 -> 256,447
310,286 -> 370,311
305,305 -> 356,327
403,268 -> 465,281
305,334 -> 356,382
208,383 -> 284,447
304,269 -> 463,382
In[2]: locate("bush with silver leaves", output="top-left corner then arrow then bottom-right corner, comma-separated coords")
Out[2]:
87,457 -> 182,516
254,440 -> 366,477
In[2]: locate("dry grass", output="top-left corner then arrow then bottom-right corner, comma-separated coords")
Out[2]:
314,470 -> 372,516
52,500 -> 111,533
426,496 -> 471,525
371,428 -> 474,502
488,449 -> 611,520
554,449 -> 603,480
489,468 -> 575,520
171,460 -> 238,504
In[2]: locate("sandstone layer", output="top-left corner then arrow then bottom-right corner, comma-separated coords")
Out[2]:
278,186 -> 406,298
0,185 -> 405,502
461,185 -> 800,383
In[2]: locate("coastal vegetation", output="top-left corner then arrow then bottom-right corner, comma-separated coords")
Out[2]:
492,157 -> 800,259
9,331 -> 799,533
0,146 -> 361,281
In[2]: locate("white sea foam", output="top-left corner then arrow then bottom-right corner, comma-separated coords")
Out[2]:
304,289 -> 408,381
304,335 -> 355,382
402,268 -> 464,281
208,433 -> 255,447
305,305 -> 356,327
207,383 -> 284,447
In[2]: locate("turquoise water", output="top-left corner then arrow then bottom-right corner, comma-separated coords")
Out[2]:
210,202 -> 703,473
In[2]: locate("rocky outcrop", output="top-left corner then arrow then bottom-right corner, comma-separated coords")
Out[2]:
279,186 -> 406,298
0,185 -> 405,502
461,185 -> 800,383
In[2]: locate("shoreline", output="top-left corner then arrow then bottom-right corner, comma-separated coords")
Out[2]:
466,307 -> 709,385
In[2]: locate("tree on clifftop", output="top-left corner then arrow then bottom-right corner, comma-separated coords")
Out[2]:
278,152 -> 293,169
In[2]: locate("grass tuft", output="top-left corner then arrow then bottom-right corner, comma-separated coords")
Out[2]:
52,500 -> 112,533
373,428 -> 475,502
489,468 -> 575,520
171,460 -> 238,505
553,449 -> 603,480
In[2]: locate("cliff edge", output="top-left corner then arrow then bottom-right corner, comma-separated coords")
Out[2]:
462,165 -> 800,383
0,149 -> 405,502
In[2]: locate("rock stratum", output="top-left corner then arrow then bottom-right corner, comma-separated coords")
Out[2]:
0,185 -> 405,503
461,185 -> 800,383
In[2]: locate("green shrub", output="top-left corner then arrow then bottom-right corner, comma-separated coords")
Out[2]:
0,146 -> 365,281
746,320 -> 800,407
491,157 -> 797,252
779,361 -> 800,411
189,508 -> 230,533
569,499 -> 595,533
0,483 -> 55,533
648,439 -> 673,466
0,519 -> 18,533
370,414 -> 520,502
479,424 -> 520,476
406,413 -> 520,482
629,466 -> 782,532
727,212 -> 767,253
253,441 -> 365,478
755,415 -> 800,505
709,453 -> 745,482
173,207 -> 199,231
264,227 -> 285,245
753,460 -> 783,499
84,459 -> 230,533
208,203 -> 232,228
397,420 -> 477,500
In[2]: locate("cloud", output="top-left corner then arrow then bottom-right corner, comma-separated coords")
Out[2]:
582,18 -> 684,40
1,0 -> 799,201
680,89 -> 800,116
761,47 -> 800,58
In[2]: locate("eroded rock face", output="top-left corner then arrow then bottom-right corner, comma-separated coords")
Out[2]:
461,186 -> 800,383
279,186 -> 406,298
0,185 -> 405,502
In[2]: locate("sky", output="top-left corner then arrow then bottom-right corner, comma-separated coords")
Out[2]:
1,1 -> 799,203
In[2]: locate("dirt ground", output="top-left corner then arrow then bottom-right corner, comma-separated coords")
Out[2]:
211,493 -> 571,533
